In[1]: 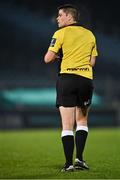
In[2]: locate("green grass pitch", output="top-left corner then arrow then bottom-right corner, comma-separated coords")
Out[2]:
0,128 -> 120,179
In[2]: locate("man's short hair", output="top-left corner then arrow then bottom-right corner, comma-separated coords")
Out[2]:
57,4 -> 79,22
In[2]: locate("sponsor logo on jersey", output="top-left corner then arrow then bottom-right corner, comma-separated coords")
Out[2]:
50,38 -> 56,47
67,67 -> 89,71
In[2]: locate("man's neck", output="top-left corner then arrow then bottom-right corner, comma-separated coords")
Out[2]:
67,21 -> 77,26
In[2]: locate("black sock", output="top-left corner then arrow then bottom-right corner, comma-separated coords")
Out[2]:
75,130 -> 88,161
62,135 -> 74,165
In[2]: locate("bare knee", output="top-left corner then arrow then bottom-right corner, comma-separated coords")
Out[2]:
59,106 -> 75,130
76,106 -> 90,126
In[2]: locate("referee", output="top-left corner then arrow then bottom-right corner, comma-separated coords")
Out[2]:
44,4 -> 98,172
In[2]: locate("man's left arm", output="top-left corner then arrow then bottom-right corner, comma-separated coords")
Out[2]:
90,56 -> 96,67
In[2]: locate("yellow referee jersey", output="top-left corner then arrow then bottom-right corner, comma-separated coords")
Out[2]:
48,25 -> 98,79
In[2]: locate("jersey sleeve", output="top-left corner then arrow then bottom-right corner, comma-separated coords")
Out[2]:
91,37 -> 98,57
48,30 -> 63,53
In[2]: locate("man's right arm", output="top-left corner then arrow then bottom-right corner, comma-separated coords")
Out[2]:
44,50 -> 57,63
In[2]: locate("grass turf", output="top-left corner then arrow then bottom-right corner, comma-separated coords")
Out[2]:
0,128 -> 120,179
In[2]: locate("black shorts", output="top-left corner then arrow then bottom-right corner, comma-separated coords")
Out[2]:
56,73 -> 94,108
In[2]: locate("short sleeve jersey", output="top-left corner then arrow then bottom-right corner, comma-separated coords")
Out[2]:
48,25 -> 98,79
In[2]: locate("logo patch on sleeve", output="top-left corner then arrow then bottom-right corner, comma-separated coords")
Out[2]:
50,38 -> 56,47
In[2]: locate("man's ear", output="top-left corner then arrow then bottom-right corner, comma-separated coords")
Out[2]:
67,13 -> 73,21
